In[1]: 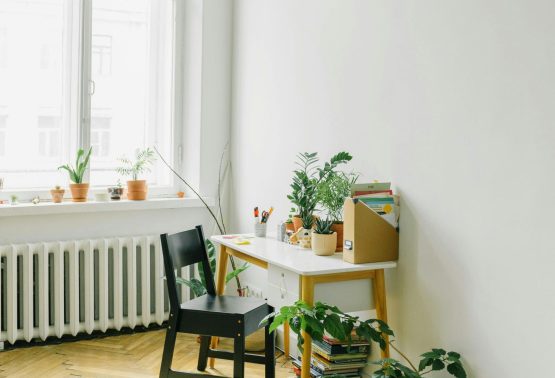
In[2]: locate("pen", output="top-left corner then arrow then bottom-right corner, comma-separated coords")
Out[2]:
254,207 -> 259,223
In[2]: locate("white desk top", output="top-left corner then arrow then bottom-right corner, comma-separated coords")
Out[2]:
210,234 -> 397,276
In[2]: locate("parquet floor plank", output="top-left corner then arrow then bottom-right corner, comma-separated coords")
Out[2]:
0,330 -> 294,378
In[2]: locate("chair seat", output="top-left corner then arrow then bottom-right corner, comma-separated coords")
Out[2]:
181,294 -> 268,315
178,294 -> 272,338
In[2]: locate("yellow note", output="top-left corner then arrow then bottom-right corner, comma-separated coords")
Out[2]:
233,238 -> 251,245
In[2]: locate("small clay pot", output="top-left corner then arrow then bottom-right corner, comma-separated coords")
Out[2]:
292,216 -> 303,231
69,183 -> 89,202
127,180 -> 147,201
285,222 -> 295,233
50,189 -> 65,203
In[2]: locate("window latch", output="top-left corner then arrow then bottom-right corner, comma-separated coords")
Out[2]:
89,80 -> 96,96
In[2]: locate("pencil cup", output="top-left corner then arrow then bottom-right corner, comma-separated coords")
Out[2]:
254,223 -> 267,237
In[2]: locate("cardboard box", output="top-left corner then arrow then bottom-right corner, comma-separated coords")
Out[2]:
342,198 -> 399,264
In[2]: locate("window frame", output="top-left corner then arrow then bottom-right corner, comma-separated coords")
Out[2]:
0,0 -> 183,199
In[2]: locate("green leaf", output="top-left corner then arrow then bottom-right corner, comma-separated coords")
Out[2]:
225,262 -> 249,284
418,357 -> 433,372
446,361 -> 467,378
432,348 -> 447,356
323,313 -> 346,341
175,277 -> 206,297
447,351 -> 461,361
268,314 -> 287,333
432,359 -> 445,371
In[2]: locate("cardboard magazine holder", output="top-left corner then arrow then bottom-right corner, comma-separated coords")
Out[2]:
342,198 -> 399,264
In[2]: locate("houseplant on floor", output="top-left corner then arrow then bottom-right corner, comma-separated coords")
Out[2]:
288,151 -> 352,231
311,218 -> 337,256
262,301 -> 467,378
116,147 -> 156,200
58,147 -> 92,202
317,171 -> 358,251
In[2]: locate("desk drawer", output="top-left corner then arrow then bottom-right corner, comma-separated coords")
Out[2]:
268,264 -> 300,295
266,283 -> 299,310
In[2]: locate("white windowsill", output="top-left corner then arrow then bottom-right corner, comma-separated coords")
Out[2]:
0,197 -> 215,217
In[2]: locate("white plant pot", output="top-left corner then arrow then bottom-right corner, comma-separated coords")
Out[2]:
311,232 -> 337,256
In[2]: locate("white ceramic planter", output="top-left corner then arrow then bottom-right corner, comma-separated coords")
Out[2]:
311,232 -> 337,256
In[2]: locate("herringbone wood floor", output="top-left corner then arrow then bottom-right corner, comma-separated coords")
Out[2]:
0,330 -> 294,378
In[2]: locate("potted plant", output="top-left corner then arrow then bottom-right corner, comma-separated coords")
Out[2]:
288,152 -> 352,231
311,218 -> 337,256
50,185 -> 65,203
262,301 -> 467,378
58,147 -> 92,202
285,208 -> 296,233
108,180 -> 124,200
116,147 -> 156,201
317,171 -> 358,251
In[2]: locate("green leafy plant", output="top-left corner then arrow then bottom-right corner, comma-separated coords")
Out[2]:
262,301 -> 466,378
301,213 -> 314,229
116,147 -> 156,180
175,239 -> 249,298
314,218 -> 334,235
58,147 -> 93,183
317,171 -> 359,222
288,152 -> 352,220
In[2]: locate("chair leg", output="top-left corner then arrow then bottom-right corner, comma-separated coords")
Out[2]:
265,320 -> 275,378
159,325 -> 177,378
197,335 -> 211,371
233,334 -> 246,378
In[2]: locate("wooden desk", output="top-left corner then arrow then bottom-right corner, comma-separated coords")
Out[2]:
211,235 -> 397,378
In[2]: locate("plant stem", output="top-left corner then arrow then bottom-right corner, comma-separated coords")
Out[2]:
154,146 -> 243,291
388,340 -> 419,373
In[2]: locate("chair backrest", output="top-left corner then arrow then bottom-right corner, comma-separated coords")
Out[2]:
160,225 -> 216,312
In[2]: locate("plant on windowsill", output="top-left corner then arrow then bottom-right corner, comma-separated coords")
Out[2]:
288,152 -> 352,231
317,170 -> 358,251
50,185 -> 65,203
311,218 -> 336,256
115,147 -> 156,201
262,301 -> 467,378
58,147 -> 92,202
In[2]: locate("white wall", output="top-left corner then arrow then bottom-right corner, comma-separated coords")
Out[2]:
230,1 -> 555,376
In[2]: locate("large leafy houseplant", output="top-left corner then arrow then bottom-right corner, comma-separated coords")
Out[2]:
262,301 -> 466,378
288,152 -> 352,228
58,147 -> 93,202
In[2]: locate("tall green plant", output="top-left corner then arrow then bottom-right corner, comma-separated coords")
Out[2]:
317,171 -> 358,222
262,301 -> 466,378
58,147 -> 92,183
288,152 -> 352,220
116,147 -> 156,180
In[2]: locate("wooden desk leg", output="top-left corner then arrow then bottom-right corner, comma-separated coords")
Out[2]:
372,269 -> 390,358
300,276 -> 314,378
284,322 -> 290,358
209,245 -> 229,368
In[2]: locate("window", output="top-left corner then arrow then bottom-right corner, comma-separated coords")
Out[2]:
0,0 -> 175,191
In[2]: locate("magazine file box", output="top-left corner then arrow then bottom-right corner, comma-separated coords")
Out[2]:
342,198 -> 399,264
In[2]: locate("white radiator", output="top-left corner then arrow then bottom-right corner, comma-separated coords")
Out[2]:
0,235 -> 178,347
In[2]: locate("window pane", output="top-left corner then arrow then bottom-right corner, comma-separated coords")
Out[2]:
90,0 -> 174,187
0,0 -> 76,189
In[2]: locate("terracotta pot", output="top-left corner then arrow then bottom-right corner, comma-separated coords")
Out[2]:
285,222 -> 295,233
292,216 -> 303,231
69,183 -> 89,202
127,180 -> 147,200
330,222 -> 344,252
311,232 -> 337,256
50,189 -> 65,203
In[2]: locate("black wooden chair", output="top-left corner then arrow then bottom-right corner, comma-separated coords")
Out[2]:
159,226 -> 275,378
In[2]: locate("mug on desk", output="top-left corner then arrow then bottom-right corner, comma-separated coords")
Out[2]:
254,222 -> 267,237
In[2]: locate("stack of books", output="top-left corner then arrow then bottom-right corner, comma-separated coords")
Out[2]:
351,182 -> 400,228
292,335 -> 370,378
